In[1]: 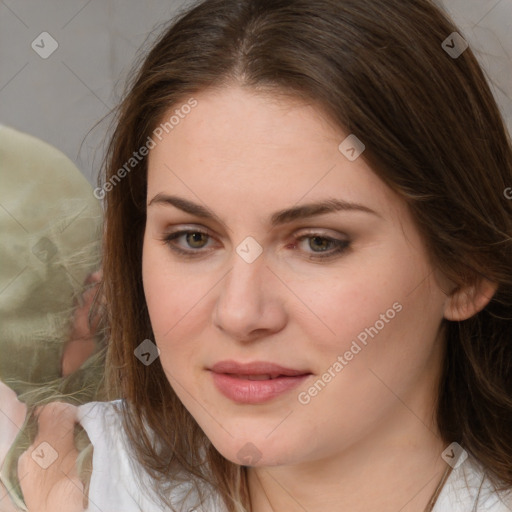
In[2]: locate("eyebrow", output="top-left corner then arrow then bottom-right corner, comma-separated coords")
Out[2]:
147,193 -> 381,227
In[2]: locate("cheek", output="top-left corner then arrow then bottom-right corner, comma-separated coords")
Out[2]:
142,243 -> 168,335
295,241 -> 442,369
142,240 -> 185,344
290,259 -> 398,354
141,240 -> 211,368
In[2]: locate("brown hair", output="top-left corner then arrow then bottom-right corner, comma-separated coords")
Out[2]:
101,0 -> 512,510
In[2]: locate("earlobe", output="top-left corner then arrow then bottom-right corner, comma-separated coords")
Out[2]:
443,278 -> 498,321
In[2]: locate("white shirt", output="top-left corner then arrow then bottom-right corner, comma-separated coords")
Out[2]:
77,400 -> 512,512
77,400 -> 224,512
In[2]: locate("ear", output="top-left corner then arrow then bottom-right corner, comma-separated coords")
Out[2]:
443,277 -> 498,321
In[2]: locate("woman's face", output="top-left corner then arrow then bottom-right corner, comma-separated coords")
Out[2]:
142,85 -> 449,467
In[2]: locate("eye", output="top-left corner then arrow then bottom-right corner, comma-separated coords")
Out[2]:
160,228 -> 351,261
307,236 -> 333,252
183,232 -> 209,249
161,229 -> 215,257
293,233 -> 351,259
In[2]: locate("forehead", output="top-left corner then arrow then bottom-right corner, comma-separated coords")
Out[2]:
146,85 -> 401,220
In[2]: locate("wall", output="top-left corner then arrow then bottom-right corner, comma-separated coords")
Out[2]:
0,0 -> 511,185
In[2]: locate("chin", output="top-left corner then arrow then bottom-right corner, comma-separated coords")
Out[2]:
206,431 -> 302,468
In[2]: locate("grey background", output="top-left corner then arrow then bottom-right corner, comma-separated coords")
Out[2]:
0,0 -> 511,186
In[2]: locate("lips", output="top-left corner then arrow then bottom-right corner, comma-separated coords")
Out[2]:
232,374 -> 279,380
210,360 -> 309,377
209,360 -> 312,404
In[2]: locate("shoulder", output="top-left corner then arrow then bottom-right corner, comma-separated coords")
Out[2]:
76,400 -> 226,512
76,400 -> 164,512
433,453 -> 512,512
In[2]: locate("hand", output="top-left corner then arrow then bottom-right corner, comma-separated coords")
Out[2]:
61,270 -> 103,377
17,403 -> 85,512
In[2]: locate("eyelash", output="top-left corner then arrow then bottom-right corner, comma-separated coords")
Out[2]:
160,229 -> 351,260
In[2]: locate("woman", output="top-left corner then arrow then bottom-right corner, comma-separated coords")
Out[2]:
6,0 -> 512,511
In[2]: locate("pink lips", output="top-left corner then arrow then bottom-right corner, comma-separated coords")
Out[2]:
209,360 -> 311,404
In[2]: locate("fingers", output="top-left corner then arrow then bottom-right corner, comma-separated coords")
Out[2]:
84,269 -> 102,287
61,268 -> 104,376
74,269 -> 104,334
17,402 -> 85,512
33,403 -> 78,451
76,270 -> 102,310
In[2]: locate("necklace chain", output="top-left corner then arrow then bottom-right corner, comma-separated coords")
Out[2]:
255,462 -> 454,512
423,462 -> 454,512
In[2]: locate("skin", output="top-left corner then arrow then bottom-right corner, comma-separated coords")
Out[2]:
17,402 -> 84,512
61,270 -> 103,377
142,84 -> 496,512
10,272 -> 101,511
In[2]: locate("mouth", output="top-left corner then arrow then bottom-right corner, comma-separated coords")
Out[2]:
208,360 -> 312,404
210,360 -> 310,376
228,373 -> 287,380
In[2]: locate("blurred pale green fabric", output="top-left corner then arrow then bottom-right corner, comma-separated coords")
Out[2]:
0,125 -> 103,393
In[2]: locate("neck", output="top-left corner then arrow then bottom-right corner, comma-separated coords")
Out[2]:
247,395 -> 448,512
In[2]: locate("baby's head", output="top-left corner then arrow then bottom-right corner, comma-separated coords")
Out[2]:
99,1 -> 512,510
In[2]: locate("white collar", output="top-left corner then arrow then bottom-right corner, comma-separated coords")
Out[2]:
433,453 -> 512,511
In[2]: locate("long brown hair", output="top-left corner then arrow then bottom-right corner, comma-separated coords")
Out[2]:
101,0 -> 512,510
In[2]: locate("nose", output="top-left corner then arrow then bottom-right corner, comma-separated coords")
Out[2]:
212,252 -> 288,342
